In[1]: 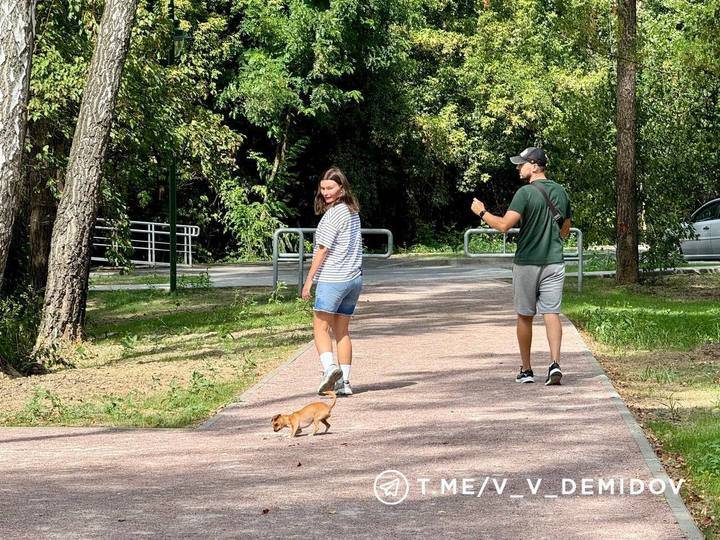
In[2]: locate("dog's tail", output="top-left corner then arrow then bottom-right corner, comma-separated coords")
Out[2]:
324,390 -> 337,410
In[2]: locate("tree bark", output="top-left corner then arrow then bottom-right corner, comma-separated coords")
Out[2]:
29,170 -> 57,292
25,125 -> 60,292
268,113 -> 291,187
0,1 -> 36,288
0,355 -> 22,378
34,0 -> 138,350
615,0 -> 639,284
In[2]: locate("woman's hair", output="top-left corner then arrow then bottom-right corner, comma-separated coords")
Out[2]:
314,166 -> 360,215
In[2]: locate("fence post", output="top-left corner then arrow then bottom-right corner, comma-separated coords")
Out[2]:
272,231 -> 279,290
577,229 -> 584,293
188,230 -> 193,266
298,232 -> 305,293
150,223 -> 156,266
147,224 -> 152,265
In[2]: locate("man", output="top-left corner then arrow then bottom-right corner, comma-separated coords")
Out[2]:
470,147 -> 572,385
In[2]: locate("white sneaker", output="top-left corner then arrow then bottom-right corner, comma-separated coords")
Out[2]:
318,366 -> 342,395
334,379 -> 353,396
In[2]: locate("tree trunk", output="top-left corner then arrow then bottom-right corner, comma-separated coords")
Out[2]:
615,0 -> 639,284
268,113 -> 291,186
29,171 -> 57,292
0,1 -> 36,288
25,125 -> 60,292
34,0 -> 138,351
0,355 -> 22,378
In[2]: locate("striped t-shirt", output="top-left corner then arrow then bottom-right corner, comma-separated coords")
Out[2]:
313,202 -> 362,283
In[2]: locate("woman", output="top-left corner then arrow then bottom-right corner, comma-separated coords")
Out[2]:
301,167 -> 363,396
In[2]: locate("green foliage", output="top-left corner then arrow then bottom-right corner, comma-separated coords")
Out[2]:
178,270 -> 212,289
0,290 -> 43,373
22,0 -> 720,263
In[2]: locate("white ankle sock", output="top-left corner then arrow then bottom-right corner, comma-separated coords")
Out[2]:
320,352 -> 335,371
340,364 -> 351,382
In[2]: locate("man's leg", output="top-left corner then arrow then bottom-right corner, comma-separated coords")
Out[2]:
543,313 -> 562,363
513,264 -> 540,374
537,263 -> 565,385
517,314 -> 534,371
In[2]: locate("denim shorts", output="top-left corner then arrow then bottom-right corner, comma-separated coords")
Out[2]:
314,274 -> 363,316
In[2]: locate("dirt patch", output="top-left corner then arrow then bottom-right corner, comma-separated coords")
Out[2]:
632,273 -> 720,301
0,336 -> 309,419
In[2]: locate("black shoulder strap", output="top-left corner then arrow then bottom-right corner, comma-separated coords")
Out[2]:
531,182 -> 563,225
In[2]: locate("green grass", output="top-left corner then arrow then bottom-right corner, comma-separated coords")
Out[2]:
650,413 -> 720,537
563,274 -> 720,537
6,370 -> 253,428
86,287 -> 308,342
563,276 -> 720,350
639,366 -> 678,384
0,286 -> 312,428
89,272 -> 171,285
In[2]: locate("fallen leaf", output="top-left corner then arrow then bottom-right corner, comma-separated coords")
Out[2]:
262,508 -> 270,515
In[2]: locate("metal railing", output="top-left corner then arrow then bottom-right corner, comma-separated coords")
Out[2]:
92,219 -> 200,267
464,227 -> 584,292
272,227 -> 393,290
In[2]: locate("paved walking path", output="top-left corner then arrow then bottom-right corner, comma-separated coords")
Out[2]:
1,279 -> 701,538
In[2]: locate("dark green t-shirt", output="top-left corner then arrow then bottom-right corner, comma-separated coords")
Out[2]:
507,179 -> 572,266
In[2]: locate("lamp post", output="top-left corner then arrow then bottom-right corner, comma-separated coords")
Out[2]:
168,0 -> 188,291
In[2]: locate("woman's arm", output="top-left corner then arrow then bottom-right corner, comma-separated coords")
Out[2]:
301,245 -> 329,300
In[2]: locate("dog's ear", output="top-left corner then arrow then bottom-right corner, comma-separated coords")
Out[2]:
271,414 -> 281,422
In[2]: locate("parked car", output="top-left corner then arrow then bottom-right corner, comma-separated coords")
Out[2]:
681,198 -> 720,260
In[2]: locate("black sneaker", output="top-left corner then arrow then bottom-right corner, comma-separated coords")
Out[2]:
515,368 -> 534,383
545,362 -> 563,386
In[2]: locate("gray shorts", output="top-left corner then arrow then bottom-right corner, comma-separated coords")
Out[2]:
512,263 -> 565,316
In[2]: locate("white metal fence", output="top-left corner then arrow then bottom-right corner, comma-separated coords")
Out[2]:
92,219 -> 200,267
272,227 -> 394,290
463,227 -> 585,291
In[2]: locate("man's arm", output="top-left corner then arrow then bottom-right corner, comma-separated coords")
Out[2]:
560,218 -> 571,240
483,210 -> 522,234
471,198 -> 521,233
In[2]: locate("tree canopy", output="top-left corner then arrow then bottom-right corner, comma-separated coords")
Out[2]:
21,0 -> 720,261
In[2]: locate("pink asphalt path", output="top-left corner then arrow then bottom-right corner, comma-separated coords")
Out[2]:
1,279 -> 697,538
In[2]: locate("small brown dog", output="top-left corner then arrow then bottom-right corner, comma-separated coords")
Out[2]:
271,391 -> 336,437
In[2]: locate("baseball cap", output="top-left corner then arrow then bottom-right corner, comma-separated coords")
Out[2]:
510,147 -> 547,166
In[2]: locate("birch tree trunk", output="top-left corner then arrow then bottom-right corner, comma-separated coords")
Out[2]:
615,0 -> 639,284
0,1 -> 36,288
34,0 -> 138,350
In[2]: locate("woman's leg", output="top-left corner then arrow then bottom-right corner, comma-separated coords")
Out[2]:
314,311 -> 341,394
331,314 -> 352,365
313,311 -> 334,356
331,314 -> 353,390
